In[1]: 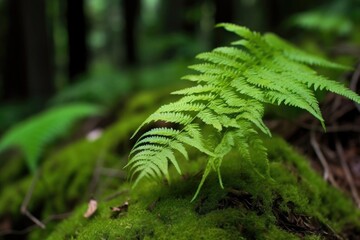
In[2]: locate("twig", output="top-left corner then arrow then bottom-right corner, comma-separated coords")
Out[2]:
0,211 -> 71,236
335,139 -> 360,208
350,61 -> 360,112
329,102 -> 355,122
20,170 -> 46,229
299,123 -> 360,133
88,150 -> 106,198
310,131 -> 338,187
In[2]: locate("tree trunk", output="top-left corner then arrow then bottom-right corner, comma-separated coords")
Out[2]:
3,0 -> 54,101
3,0 -> 28,100
122,0 -> 140,66
21,0 -> 54,99
213,0 -> 234,47
66,0 -> 88,81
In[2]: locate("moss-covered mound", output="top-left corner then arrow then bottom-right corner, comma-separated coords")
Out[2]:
46,137 -> 360,240
1,90 -> 360,239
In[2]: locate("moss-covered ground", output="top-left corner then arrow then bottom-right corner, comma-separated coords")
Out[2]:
1,90 -> 360,239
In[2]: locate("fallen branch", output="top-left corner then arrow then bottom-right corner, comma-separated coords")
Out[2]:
335,139 -> 360,208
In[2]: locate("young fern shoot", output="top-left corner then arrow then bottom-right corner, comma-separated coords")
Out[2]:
128,23 -> 360,199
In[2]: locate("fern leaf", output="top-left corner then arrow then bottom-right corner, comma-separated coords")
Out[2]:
181,74 -> 224,86
196,52 -> 243,69
0,104 -> 102,171
172,85 -> 218,95
158,102 -> 206,113
192,131 -> 234,200
264,33 -> 350,70
197,109 -> 223,131
213,47 -> 253,62
169,141 -> 188,160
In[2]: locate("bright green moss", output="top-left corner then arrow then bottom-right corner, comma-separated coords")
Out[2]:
0,90 -> 173,239
46,136 -> 360,239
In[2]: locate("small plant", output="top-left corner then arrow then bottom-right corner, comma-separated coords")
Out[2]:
128,23 -> 360,199
0,103 -> 102,171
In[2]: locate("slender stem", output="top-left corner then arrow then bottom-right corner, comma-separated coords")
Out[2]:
335,139 -> 360,208
350,61 -> 360,112
20,170 -> 46,229
310,131 -> 337,187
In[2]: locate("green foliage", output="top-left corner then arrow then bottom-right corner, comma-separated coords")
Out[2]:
0,89 -> 171,216
128,23 -> 360,198
290,0 -> 358,37
0,89 -> 173,239
51,61 -> 187,106
51,66 -> 131,106
0,104 -> 102,171
291,12 -> 352,37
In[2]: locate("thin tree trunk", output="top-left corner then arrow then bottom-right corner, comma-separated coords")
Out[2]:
3,0 -> 53,100
122,0 -> 140,66
213,0 -> 234,47
21,0 -> 54,99
3,0 -> 28,100
66,0 -> 88,81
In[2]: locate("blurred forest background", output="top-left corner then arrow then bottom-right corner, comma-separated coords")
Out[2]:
1,0 -> 359,132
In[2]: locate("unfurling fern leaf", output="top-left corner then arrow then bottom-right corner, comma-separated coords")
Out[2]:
0,104 -> 102,172
128,23 -> 360,198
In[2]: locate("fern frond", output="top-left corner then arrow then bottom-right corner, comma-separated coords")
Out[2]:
128,23 -> 360,198
0,104 -> 102,171
264,33 -> 350,70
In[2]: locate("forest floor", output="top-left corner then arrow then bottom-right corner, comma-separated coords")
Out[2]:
1,85 -> 360,239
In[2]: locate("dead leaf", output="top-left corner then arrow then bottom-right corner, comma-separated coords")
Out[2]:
84,199 -> 98,218
110,201 -> 129,218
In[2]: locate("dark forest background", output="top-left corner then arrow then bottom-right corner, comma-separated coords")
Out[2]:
3,0 -> 352,131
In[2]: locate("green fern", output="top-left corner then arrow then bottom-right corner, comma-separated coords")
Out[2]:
128,23 -> 360,199
0,104 -> 102,172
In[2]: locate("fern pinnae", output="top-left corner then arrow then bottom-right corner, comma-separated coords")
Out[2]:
129,144 -> 165,156
197,109 -> 223,131
158,102 -> 206,113
192,130 -> 235,200
172,86 -> 217,95
148,112 -> 193,125
140,127 -> 181,138
181,74 -> 224,86
264,33 -> 350,70
196,51 -> 243,69
256,66 -> 323,116
189,63 -> 240,79
230,80 -> 266,102
169,141 -> 189,160
133,136 -> 172,150
213,46 -> 253,62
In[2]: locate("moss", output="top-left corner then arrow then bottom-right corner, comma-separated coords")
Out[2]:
45,136 -> 360,239
2,89 -> 360,239
0,90 -> 172,238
